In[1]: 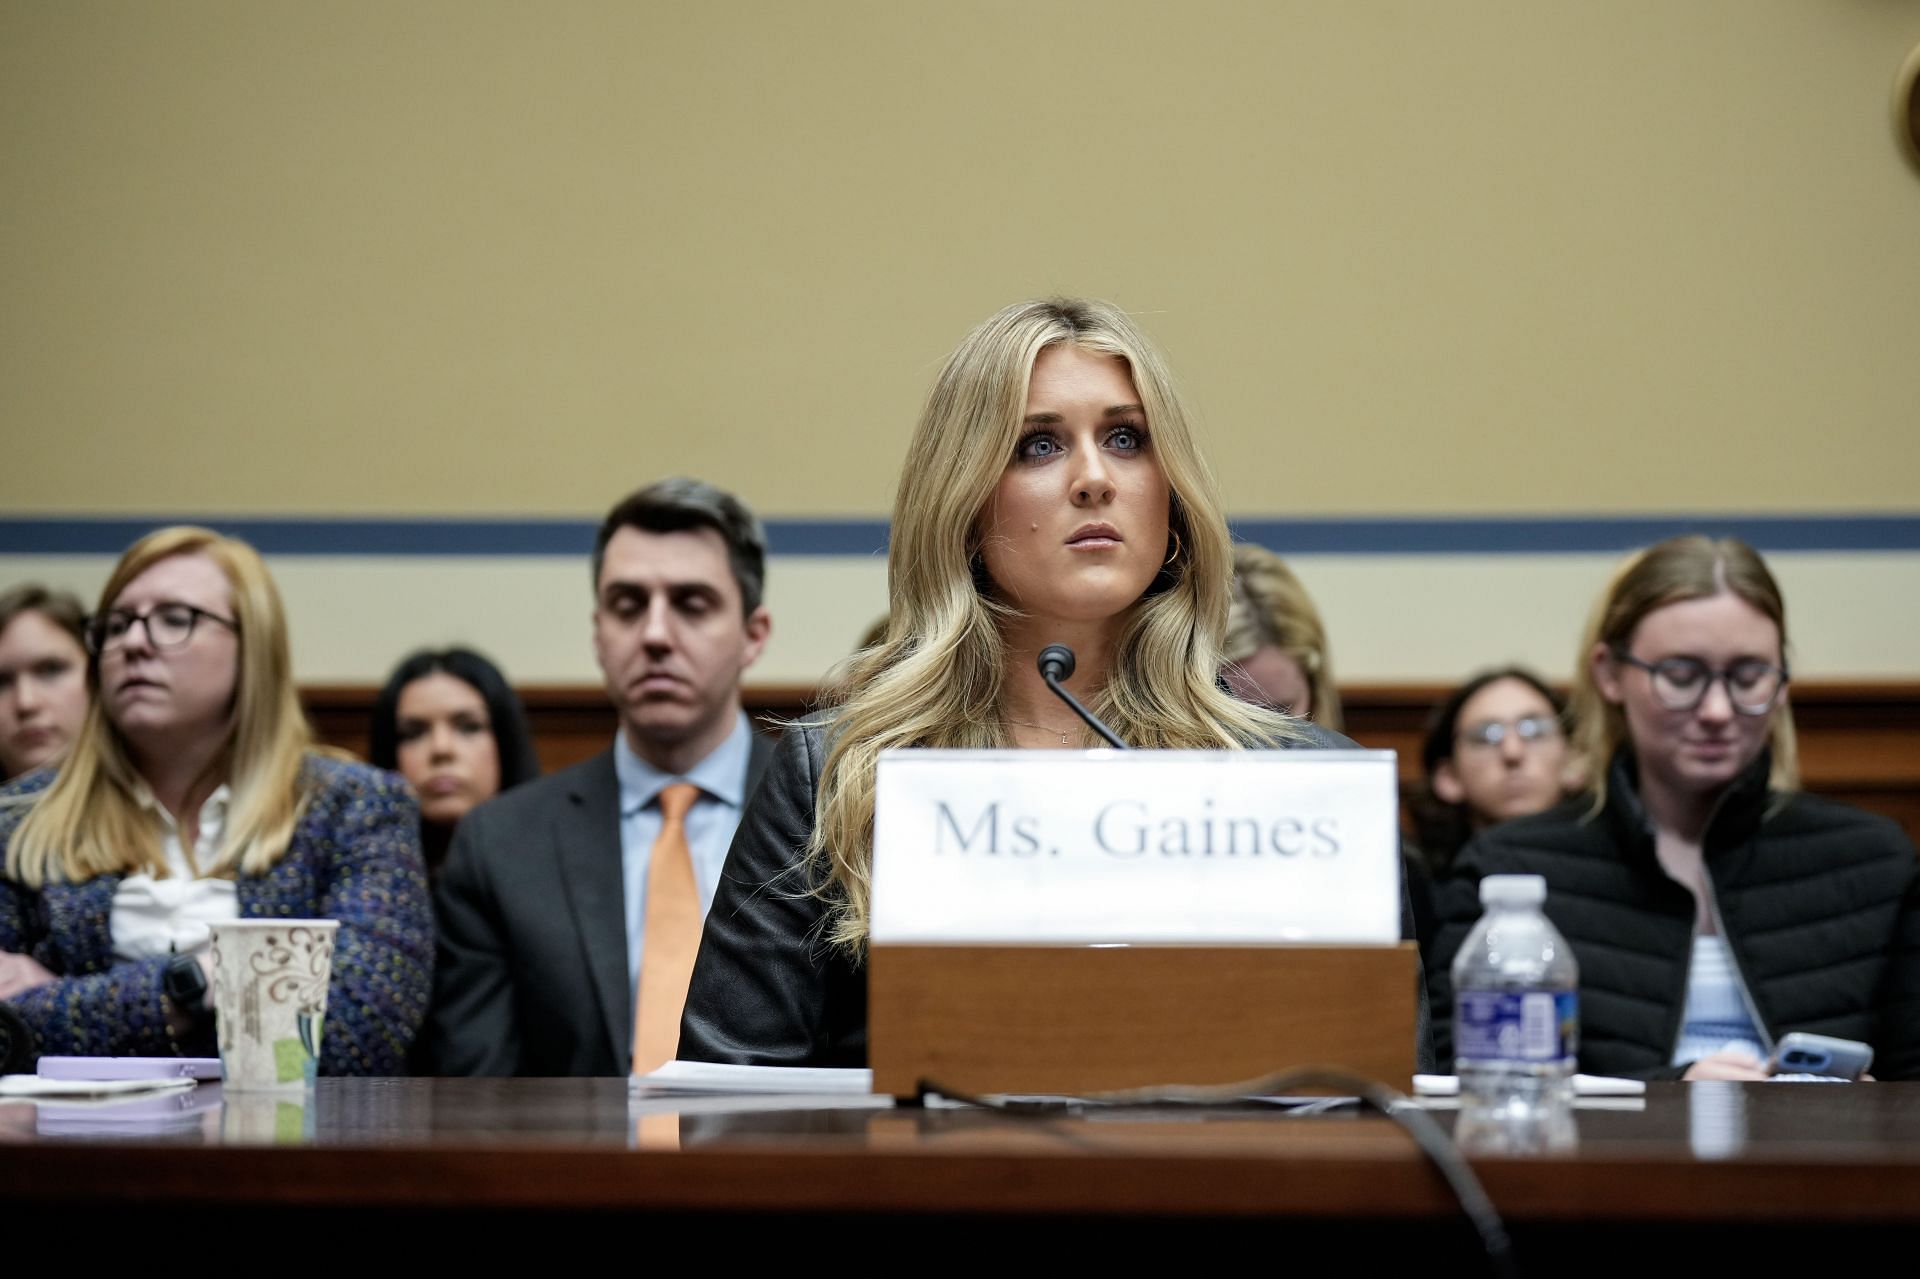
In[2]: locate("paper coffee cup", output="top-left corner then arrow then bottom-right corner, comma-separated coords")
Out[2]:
206,919 -> 339,1090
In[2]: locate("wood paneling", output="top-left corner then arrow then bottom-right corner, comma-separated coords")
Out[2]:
869,942 -> 1418,1096
304,681 -> 1920,845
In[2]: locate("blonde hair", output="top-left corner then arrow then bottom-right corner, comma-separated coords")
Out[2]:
1222,543 -> 1343,732
807,297 -> 1299,951
7,527 -> 316,887
1569,534 -> 1797,813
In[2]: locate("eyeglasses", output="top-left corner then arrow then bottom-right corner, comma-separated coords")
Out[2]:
86,604 -> 238,655
1457,713 -> 1563,751
1612,650 -> 1787,716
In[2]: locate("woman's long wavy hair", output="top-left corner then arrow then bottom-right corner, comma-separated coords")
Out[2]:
6,527 -> 316,887
1569,534 -> 1797,815
809,298 -> 1301,951
1223,543 -> 1343,731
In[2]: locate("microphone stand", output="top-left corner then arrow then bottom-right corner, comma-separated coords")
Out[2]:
1035,644 -> 1128,750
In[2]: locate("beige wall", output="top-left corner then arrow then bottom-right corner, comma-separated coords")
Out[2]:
5,1 -> 1919,521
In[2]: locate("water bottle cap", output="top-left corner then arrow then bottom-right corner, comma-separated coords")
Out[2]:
1480,873 -> 1547,907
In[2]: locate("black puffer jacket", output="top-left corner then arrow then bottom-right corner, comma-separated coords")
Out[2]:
1428,751 -> 1920,1080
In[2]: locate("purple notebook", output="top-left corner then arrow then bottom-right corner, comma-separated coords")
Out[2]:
37,1056 -> 223,1082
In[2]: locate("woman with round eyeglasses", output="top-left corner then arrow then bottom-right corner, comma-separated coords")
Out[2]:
1429,535 -> 1920,1081
0,527 -> 431,1071
1412,668 -> 1574,876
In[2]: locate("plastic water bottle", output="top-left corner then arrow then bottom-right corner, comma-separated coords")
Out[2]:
1451,873 -> 1579,1122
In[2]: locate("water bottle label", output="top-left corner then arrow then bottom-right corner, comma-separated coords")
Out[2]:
1455,989 -> 1578,1062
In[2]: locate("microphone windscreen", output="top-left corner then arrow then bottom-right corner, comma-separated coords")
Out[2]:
1037,644 -> 1077,682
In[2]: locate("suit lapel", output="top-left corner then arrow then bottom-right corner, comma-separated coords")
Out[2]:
553,750 -> 632,1072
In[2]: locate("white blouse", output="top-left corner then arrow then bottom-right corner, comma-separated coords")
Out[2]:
109,785 -> 240,962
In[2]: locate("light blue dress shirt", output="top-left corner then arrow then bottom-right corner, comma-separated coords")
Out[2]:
614,711 -> 755,998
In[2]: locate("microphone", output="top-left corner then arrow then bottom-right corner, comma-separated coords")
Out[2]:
1035,645 -> 1128,749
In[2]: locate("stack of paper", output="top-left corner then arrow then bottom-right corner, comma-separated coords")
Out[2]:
1411,1074 -> 1646,1110
0,1074 -> 200,1101
629,1060 -> 891,1114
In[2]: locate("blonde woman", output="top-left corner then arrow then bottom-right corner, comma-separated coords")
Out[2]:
1221,544 -> 1342,728
680,297 -> 1429,1067
1428,536 -> 1920,1080
0,528 -> 431,1073
1218,543 -> 1449,952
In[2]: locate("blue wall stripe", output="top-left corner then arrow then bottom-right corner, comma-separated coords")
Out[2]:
1,514 -> 1916,557
1226,515 -> 1920,555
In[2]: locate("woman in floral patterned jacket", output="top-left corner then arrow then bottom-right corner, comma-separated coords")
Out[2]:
0,527 -> 430,1075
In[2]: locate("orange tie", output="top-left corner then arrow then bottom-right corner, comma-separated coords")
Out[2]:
632,781 -> 704,1075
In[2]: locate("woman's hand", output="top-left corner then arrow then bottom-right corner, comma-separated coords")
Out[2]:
0,950 -> 57,1000
1682,1050 -> 1772,1081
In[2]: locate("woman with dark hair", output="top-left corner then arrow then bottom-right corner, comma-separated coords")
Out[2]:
1430,536 -> 1920,1080
1411,666 -> 1572,875
0,584 -> 91,781
370,648 -> 540,878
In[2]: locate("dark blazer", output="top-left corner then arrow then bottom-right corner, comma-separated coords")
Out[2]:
0,756 -> 432,1075
1428,750 -> 1920,1080
680,721 -> 1435,1073
424,730 -> 775,1077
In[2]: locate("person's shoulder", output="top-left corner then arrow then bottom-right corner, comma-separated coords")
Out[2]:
1766,790 -> 1915,861
0,768 -> 55,801
460,749 -> 614,831
1277,720 -> 1361,752
1451,795 -> 1603,874
1233,717 -> 1359,751
0,767 -> 55,845
764,720 -> 830,785
1478,795 -> 1595,848
742,721 -> 783,789
301,752 -> 403,795
297,753 -> 420,826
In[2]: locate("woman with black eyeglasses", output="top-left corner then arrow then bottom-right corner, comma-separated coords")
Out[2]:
0,527 -> 430,1071
1428,535 -> 1920,1081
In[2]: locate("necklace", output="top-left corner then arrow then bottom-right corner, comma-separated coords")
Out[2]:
1004,717 -> 1078,746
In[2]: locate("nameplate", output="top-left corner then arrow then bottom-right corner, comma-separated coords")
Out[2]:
870,749 -> 1401,944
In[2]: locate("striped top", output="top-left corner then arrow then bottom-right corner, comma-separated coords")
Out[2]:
1671,932 -> 1768,1067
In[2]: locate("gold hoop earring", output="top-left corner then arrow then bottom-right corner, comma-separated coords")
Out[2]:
1164,528 -> 1183,566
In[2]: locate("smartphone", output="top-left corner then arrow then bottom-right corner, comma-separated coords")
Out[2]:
1768,1032 -> 1873,1081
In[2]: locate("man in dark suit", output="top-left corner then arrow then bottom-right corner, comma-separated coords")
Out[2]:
425,478 -> 776,1076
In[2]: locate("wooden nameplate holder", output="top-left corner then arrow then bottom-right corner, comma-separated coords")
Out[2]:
868,941 -> 1417,1099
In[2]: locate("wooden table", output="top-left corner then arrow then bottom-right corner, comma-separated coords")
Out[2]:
5,1079 -> 1918,1266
